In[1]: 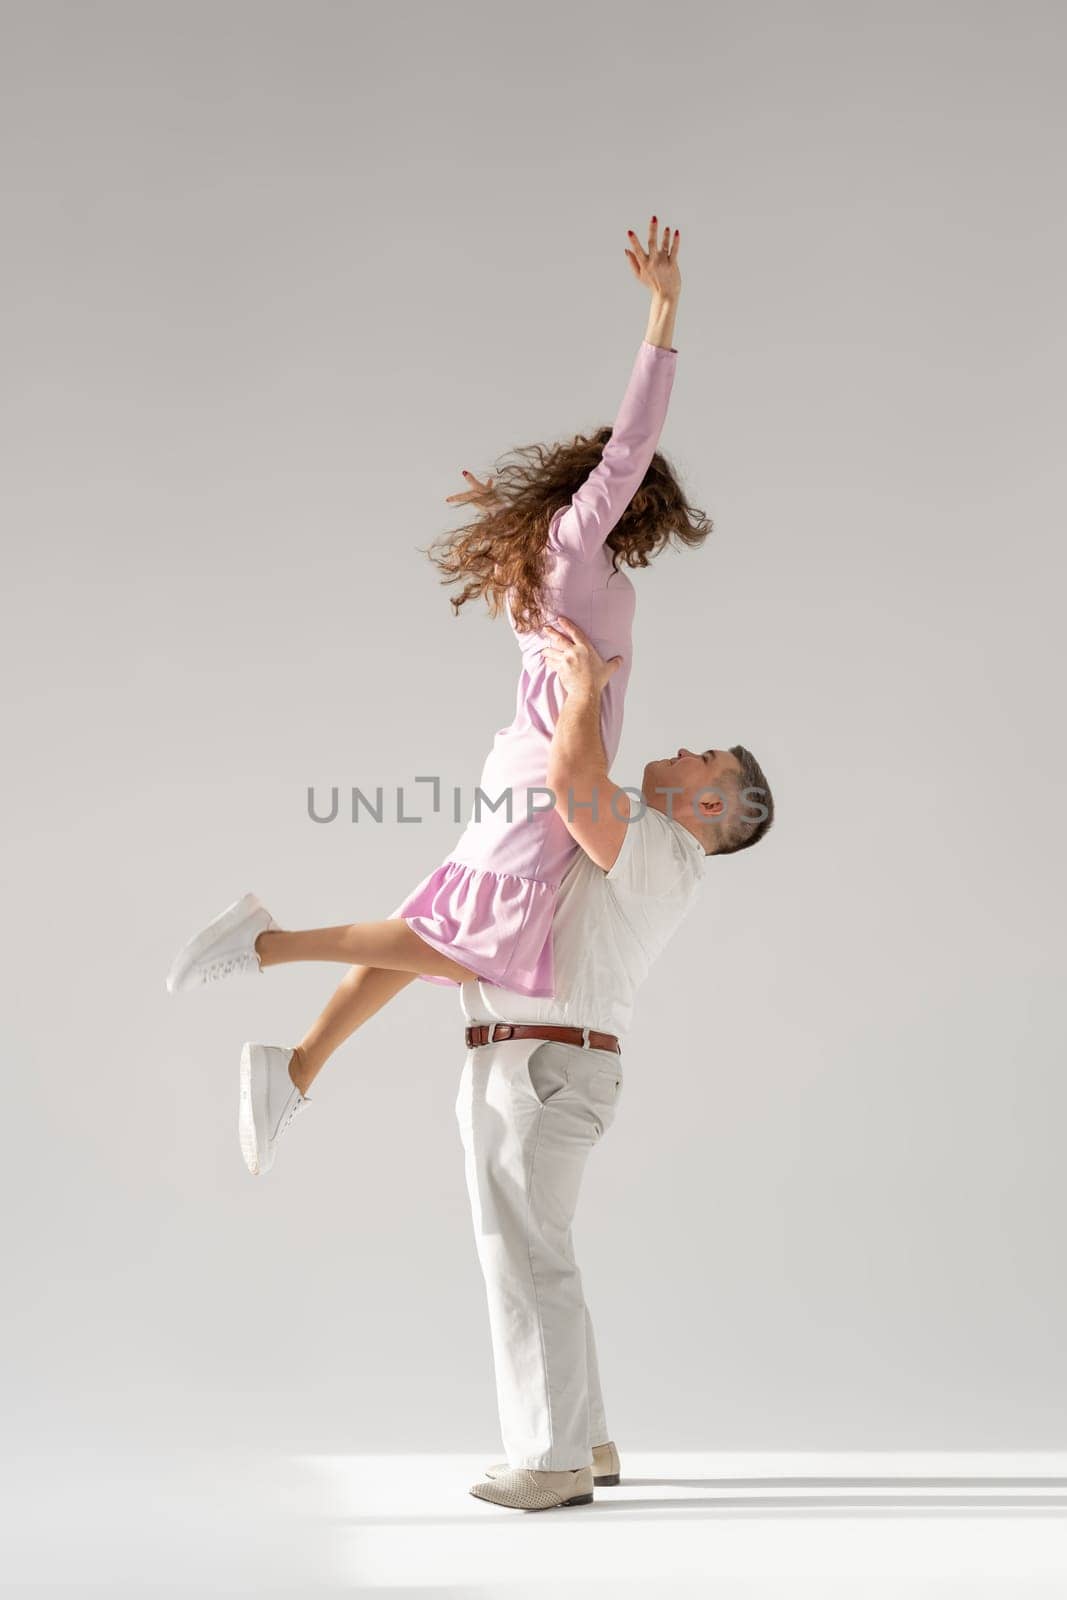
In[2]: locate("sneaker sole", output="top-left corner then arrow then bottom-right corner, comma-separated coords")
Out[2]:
239,1043 -> 266,1176
166,892 -> 263,994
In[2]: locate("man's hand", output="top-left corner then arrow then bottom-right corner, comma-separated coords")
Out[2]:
541,616 -> 623,697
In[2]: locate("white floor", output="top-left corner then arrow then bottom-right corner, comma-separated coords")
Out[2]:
5,1450 -> 1067,1596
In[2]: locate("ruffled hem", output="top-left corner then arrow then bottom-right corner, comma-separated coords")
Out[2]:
390,857 -> 556,997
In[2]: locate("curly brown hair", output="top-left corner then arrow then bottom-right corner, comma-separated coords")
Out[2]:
421,427 -> 712,634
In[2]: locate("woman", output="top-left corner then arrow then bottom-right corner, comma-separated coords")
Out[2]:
166,215 -> 710,1173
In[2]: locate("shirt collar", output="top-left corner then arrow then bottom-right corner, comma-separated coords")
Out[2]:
661,810 -> 708,861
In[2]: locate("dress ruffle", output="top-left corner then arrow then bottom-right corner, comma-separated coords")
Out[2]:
390,858 -> 556,997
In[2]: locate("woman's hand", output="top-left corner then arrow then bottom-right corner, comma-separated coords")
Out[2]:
445,469 -> 500,508
624,214 -> 681,301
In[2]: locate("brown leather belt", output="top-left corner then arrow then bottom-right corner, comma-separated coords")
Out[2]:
464,1022 -> 622,1055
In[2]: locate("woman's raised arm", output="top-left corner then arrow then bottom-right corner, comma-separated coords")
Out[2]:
549,218 -> 682,561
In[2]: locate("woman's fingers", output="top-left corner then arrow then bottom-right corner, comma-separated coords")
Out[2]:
626,216 -> 680,281
631,217 -> 677,260
445,469 -> 494,504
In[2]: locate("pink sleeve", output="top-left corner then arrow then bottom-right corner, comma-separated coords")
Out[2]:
547,340 -> 678,560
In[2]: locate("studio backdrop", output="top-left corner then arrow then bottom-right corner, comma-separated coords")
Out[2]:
3,0 -> 1065,1459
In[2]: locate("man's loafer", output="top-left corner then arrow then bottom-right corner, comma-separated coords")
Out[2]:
470,1465 -> 594,1510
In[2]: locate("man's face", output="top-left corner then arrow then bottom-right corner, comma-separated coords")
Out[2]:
641,747 -> 742,824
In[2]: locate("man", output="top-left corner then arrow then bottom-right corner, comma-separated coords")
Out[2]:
463,615 -> 774,1511
164,611 -> 773,1512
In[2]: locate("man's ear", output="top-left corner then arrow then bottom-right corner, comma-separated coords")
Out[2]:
695,787 -> 725,817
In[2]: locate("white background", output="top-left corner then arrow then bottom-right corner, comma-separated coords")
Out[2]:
3,0 -> 1065,1465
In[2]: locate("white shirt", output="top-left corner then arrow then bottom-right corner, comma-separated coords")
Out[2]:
459,806 -> 707,1039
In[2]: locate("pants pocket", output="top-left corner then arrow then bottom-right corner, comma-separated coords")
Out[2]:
525,1042 -> 573,1107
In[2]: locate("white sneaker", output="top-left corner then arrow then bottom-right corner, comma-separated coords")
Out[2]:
239,1043 -> 309,1176
166,892 -> 279,994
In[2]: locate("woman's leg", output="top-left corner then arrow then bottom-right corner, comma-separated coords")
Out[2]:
260,920 -> 481,1097
255,919 -> 480,983
290,964 -> 419,1096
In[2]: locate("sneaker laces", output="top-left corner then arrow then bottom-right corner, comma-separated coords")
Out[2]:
199,950 -> 257,984
280,1093 -> 307,1136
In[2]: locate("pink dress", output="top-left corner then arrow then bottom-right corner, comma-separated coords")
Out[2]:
391,339 -> 678,996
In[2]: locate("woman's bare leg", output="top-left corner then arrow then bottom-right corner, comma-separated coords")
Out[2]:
255,919 -> 480,983
255,919 -> 481,1096
290,965 -> 419,1095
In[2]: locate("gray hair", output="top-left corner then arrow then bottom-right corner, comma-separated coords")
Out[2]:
701,745 -> 775,856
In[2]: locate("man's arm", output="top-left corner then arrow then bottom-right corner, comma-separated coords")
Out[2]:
544,622 -> 632,871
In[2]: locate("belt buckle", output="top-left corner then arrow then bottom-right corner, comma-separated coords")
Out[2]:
493,1024 -> 514,1041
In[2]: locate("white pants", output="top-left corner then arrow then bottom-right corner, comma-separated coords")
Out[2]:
455,1036 -> 623,1471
